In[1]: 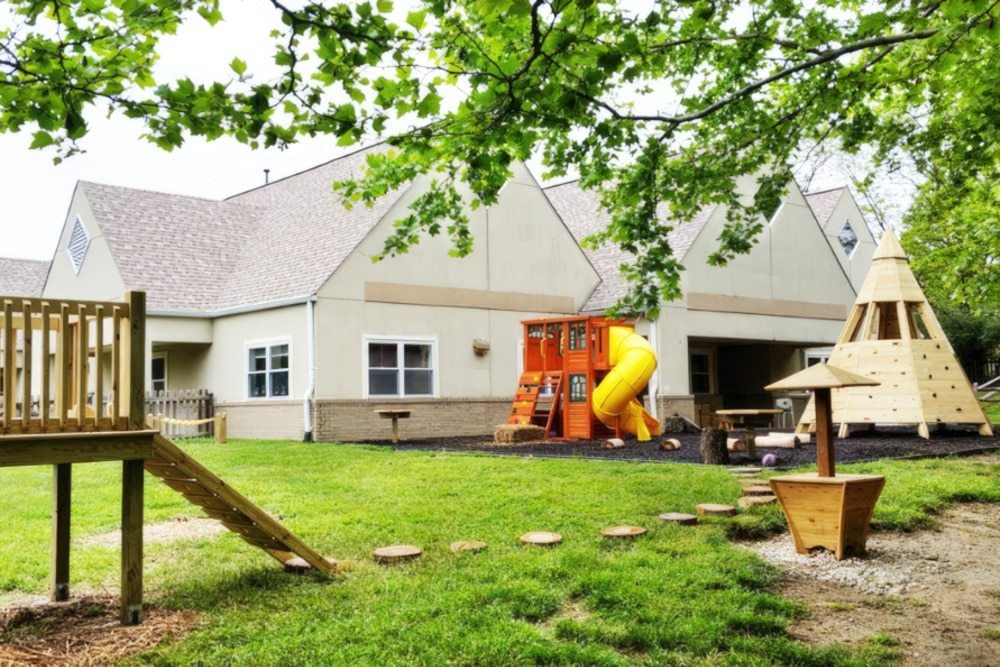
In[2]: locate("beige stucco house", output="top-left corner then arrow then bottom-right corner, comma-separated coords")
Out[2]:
546,176 -> 875,426
28,146 -> 874,441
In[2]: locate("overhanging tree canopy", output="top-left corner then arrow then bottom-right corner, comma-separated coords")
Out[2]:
3,0 -> 998,316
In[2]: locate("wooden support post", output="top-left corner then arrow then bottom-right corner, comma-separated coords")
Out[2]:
745,425 -> 757,462
121,458 -> 144,626
215,413 -> 227,443
51,463 -> 71,601
814,388 -> 835,478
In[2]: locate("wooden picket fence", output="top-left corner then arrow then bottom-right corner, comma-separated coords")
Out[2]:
145,389 -> 215,439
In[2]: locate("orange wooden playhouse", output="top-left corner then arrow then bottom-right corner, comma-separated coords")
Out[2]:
508,316 -> 661,440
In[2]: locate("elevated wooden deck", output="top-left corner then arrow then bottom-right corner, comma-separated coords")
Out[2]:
0,292 -> 338,627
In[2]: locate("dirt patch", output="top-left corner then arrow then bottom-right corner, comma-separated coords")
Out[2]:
0,594 -> 198,666
747,500 -> 1000,666
81,515 -> 227,549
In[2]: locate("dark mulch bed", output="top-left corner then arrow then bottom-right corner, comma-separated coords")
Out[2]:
352,424 -> 999,469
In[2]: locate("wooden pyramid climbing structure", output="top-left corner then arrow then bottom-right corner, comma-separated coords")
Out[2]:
797,228 -> 993,439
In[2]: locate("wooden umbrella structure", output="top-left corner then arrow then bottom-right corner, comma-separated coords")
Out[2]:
764,363 -> 885,560
765,363 -> 878,477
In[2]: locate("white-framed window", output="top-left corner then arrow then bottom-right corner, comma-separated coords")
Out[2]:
151,353 -> 167,394
246,339 -> 291,399
806,349 -> 832,367
364,336 -> 436,398
689,349 -> 714,394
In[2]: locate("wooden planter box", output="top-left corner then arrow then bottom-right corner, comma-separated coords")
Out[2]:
768,473 -> 885,560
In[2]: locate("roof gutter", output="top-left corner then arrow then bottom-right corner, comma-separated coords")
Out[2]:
303,295 -> 317,443
147,294 -> 317,319
647,317 -> 660,423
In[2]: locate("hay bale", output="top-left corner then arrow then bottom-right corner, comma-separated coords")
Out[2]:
494,424 -> 546,444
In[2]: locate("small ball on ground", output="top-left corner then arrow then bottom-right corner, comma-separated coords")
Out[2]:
761,453 -> 777,467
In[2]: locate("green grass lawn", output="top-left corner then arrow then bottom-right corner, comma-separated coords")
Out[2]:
1,440 -> 998,666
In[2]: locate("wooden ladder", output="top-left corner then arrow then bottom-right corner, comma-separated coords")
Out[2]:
145,433 -> 342,572
508,371 -> 563,436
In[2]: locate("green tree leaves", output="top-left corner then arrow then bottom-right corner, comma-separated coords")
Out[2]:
3,0 -> 999,315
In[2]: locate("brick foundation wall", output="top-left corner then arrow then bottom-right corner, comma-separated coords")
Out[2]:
656,395 -> 696,424
313,398 -> 512,442
216,401 -> 305,441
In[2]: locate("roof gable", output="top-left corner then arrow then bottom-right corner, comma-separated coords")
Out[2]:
543,180 -> 717,312
76,145 -> 405,313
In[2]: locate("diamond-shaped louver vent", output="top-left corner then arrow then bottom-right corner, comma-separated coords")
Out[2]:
838,220 -> 858,258
67,216 -> 89,274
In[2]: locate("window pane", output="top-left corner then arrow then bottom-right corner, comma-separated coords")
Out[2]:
369,343 -> 397,369
690,353 -> 709,373
369,369 -> 398,395
404,369 -> 432,395
249,373 -> 267,397
569,374 -> 587,402
270,344 -> 289,370
692,374 -> 711,394
270,370 -> 289,397
403,344 -> 430,369
249,347 -> 267,372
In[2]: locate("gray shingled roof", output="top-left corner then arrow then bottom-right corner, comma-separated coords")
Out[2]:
0,257 -> 49,297
80,145 -> 403,312
544,180 -> 715,312
803,187 -> 846,227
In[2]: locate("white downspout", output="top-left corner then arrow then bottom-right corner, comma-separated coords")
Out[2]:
303,296 -> 317,442
647,317 -> 660,422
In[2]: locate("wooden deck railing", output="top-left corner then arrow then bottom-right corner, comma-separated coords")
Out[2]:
0,292 -> 145,435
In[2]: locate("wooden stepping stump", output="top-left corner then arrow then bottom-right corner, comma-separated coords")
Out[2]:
658,512 -> 698,525
374,545 -> 422,563
600,525 -> 647,539
450,540 -> 487,553
283,556 -> 341,574
741,485 -> 774,497
696,503 -> 737,517
728,467 -> 762,477
738,495 -> 778,509
520,531 -> 562,545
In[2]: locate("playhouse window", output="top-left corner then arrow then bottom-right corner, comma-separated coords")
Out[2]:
568,322 -> 587,350
247,342 -> 290,398
569,374 -> 588,402
366,339 -> 435,398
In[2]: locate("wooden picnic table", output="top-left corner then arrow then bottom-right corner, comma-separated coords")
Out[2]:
715,409 -> 783,461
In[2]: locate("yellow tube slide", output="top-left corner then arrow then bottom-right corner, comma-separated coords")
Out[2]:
592,326 -> 661,441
